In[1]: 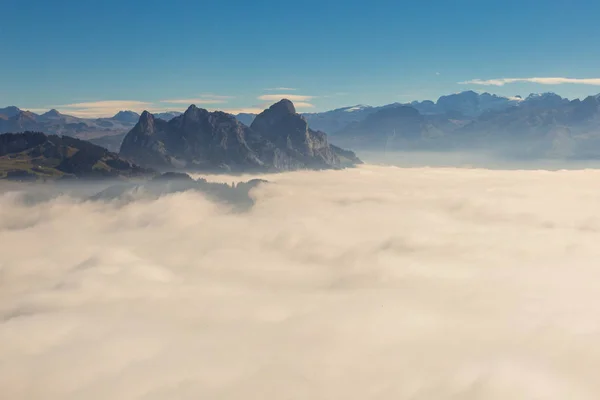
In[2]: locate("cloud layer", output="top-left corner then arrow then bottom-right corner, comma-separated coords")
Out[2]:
2,165 -> 600,399
460,77 -> 600,86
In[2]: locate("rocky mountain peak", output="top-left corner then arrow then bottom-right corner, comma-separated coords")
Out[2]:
250,99 -> 308,139
138,111 -> 155,131
184,104 -> 201,114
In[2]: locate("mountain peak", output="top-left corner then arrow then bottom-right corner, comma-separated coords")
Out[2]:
42,109 -> 61,117
139,110 -> 153,120
184,104 -> 204,115
269,99 -> 296,115
138,111 -> 155,128
111,110 -> 140,123
111,110 -> 140,122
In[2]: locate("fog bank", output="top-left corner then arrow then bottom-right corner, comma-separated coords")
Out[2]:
2,165 -> 600,399
360,150 -> 600,170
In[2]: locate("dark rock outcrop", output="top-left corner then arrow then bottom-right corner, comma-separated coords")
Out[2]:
119,100 -> 361,172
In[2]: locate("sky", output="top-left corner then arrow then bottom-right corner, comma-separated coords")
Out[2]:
2,0 -> 600,117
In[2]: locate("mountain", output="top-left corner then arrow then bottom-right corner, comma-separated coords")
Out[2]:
111,110 -> 140,124
0,131 -> 150,181
303,105 -> 376,134
519,92 -> 570,109
333,92 -> 600,159
119,100 -> 361,172
434,91 -> 522,117
235,113 -> 256,126
0,109 -> 138,140
295,92 -> 521,136
334,105 -> 445,150
154,111 -> 182,121
451,94 -> 600,158
40,109 -> 63,119
0,106 -> 22,119
249,99 -> 344,169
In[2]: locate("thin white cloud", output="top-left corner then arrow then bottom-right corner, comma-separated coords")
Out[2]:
219,107 -> 265,115
61,100 -> 151,109
460,77 -> 600,86
436,72 -> 441,76
265,87 -> 297,91
258,94 -> 314,101
293,102 -> 315,109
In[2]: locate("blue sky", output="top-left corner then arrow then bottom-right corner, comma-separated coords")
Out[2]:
2,0 -> 600,117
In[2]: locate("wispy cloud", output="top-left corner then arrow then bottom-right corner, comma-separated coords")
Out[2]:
460,77 -> 600,86
258,94 -> 314,102
56,100 -> 154,118
264,87 -> 297,91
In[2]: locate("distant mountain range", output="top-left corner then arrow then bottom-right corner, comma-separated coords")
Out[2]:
329,91 -> 600,159
119,99 -> 361,172
4,90 -> 600,161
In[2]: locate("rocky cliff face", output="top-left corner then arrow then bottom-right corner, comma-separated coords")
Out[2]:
250,100 -> 341,169
119,100 -> 361,172
120,107 -> 265,171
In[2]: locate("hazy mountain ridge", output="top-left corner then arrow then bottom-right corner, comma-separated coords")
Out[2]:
0,131 -> 150,180
0,108 -> 183,142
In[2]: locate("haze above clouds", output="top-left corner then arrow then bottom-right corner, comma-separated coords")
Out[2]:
2,165 -> 600,399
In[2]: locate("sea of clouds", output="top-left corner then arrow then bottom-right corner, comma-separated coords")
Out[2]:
2,165 -> 600,399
